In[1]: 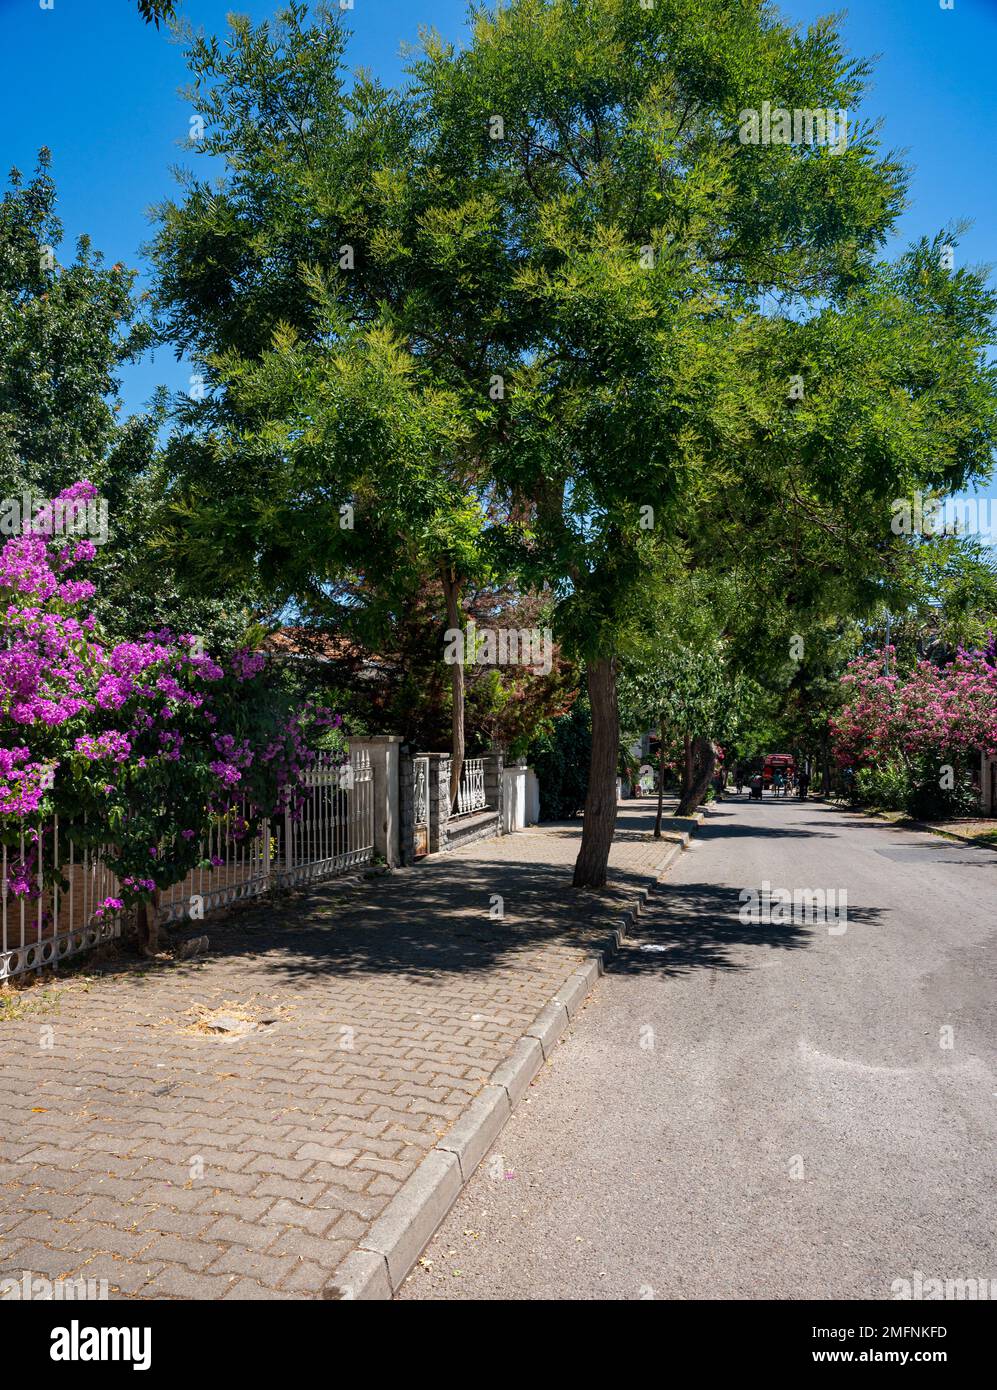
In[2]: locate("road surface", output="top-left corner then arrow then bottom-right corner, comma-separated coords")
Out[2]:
398,796 -> 997,1300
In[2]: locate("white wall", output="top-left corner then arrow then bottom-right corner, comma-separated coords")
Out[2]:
503,764 -> 527,833
526,769 -> 540,825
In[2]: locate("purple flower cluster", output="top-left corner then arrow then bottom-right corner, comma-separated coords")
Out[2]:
0,748 -> 58,818
74,730 -> 132,763
2,481 -> 341,908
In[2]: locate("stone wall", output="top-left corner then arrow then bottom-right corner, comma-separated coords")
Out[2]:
397,748 -> 536,860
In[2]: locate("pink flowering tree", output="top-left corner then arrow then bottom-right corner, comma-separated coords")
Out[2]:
830,647 -> 997,816
1,482 -> 339,946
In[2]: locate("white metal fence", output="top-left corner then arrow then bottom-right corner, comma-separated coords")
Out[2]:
454,757 -> 486,817
1,750 -> 375,982
1,816 -> 121,982
275,748 -> 373,888
156,802 -> 273,928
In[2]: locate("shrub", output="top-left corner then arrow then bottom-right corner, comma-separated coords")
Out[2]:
851,754 -> 978,819
0,481 -> 338,915
527,691 -> 591,820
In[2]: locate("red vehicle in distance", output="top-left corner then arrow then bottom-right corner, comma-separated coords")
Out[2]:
762,753 -> 795,794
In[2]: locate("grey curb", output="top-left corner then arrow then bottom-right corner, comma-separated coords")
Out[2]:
489,1036 -> 544,1107
554,962 -> 599,1018
437,1084 -> 511,1181
325,818 -> 696,1300
324,1248 -> 392,1301
525,1000 -> 570,1059
552,972 -> 588,1018
357,1149 -> 462,1289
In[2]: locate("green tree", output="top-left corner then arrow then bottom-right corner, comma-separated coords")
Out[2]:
0,152 -> 152,497
150,7 -> 509,804
137,0 -> 175,25
151,1 -> 997,889
407,0 -> 997,884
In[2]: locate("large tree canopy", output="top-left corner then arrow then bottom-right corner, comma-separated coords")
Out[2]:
151,0 -> 997,884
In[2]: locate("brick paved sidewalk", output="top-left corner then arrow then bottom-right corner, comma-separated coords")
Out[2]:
0,803 -> 682,1300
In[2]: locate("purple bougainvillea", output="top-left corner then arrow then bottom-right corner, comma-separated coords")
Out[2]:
1,481 -> 341,908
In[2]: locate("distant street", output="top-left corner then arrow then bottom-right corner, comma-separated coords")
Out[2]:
400,797 -> 997,1300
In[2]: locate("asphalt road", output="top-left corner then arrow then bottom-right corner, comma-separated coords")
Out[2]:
398,796 -> 997,1300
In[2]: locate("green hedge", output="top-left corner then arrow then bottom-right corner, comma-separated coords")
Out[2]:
527,694 -> 591,821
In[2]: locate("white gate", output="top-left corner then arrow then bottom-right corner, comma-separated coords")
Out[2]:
413,755 -> 430,857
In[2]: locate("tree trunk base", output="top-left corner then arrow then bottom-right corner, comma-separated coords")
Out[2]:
572,657 -> 619,889
675,735 -> 715,817
135,896 -> 159,957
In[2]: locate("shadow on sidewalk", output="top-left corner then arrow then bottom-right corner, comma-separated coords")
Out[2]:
41,801 -> 874,993
62,839 -> 666,991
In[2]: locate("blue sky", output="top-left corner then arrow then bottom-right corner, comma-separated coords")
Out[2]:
2,0 -> 996,441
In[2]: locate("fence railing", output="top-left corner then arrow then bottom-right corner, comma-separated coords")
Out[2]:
1,750 -> 374,982
275,748 -> 373,888
1,815 -> 121,983
454,757 -> 486,817
157,802 -> 273,928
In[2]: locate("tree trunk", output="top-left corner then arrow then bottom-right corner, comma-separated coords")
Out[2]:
683,732 -> 694,801
654,719 -> 666,840
572,656 -> 619,888
441,565 -> 465,809
676,735 -> 715,817
135,892 -> 159,957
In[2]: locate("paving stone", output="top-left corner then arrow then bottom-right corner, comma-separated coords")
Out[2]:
206,1246 -> 296,1284
75,1256 -> 165,1297
135,1183 -> 204,1210
281,1261 -> 334,1294
196,1193 -> 275,1222
222,1278 -> 299,1300
86,1227 -> 154,1259
0,806 -> 669,1302
261,1199 -> 338,1237
143,1267 -> 237,1300
201,1216 -> 280,1250
265,1228 -> 353,1268
136,1208 -> 215,1239
141,1235 -> 222,1272
294,1143 -> 358,1166
0,1243 -> 85,1280
9,1215 -> 88,1248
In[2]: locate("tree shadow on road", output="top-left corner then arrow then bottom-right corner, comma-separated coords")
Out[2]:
694,821 -> 836,840
609,880 -> 887,977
